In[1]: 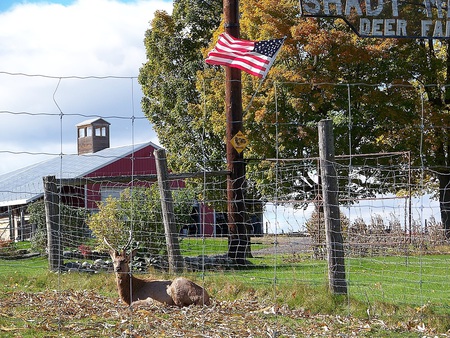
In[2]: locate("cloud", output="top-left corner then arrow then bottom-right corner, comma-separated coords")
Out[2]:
0,0 -> 172,175
0,0 -> 172,75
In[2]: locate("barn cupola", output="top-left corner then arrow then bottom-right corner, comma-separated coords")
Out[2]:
76,118 -> 111,155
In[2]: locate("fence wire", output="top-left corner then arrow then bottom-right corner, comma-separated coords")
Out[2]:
0,75 -> 449,336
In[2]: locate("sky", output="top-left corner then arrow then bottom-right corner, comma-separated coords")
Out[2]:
263,194 -> 441,234
0,0 -> 173,175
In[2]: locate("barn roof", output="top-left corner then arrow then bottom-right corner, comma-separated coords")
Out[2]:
0,141 -> 160,207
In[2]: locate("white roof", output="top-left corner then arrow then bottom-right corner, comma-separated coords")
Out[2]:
0,141 -> 160,207
76,118 -> 110,127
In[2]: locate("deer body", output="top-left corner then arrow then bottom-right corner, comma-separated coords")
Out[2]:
106,238 -> 210,307
110,248 -> 175,306
168,277 -> 211,306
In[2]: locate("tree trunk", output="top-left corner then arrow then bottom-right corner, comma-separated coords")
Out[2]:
438,172 -> 450,239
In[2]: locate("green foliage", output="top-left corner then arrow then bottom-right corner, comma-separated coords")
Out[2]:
27,200 -> 88,251
139,0 -> 449,193
139,0 -> 224,174
30,229 -> 47,254
88,185 -> 197,256
27,201 -> 46,231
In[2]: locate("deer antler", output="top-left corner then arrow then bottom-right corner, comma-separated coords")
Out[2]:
104,230 -> 134,254
103,236 -> 115,252
123,230 -> 133,251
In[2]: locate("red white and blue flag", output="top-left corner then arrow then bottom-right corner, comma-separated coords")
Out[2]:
205,32 -> 285,79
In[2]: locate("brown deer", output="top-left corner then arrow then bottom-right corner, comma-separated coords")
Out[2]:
168,276 -> 211,306
104,236 -> 210,307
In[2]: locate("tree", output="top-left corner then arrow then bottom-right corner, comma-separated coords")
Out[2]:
140,0 -> 450,243
138,0 -> 224,174
27,200 -> 88,252
88,185 -> 196,256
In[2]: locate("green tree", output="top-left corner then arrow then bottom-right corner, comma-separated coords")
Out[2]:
140,0 -> 450,239
27,200 -> 88,252
88,185 -> 197,255
138,0 -> 224,174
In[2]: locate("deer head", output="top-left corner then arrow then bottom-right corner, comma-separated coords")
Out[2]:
104,232 -> 135,274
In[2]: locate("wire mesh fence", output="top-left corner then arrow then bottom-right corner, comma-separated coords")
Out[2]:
0,76 -> 449,336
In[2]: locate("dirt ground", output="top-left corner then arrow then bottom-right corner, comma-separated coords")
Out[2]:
252,235 -> 313,255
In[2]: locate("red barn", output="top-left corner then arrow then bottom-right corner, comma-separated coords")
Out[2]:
0,118 -> 216,241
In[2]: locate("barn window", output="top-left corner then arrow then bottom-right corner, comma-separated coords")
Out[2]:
100,186 -> 125,201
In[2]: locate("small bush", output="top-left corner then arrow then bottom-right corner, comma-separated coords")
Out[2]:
0,239 -> 15,255
88,185 -> 197,257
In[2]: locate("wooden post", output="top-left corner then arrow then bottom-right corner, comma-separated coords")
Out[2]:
154,148 -> 184,273
318,120 -> 347,294
8,206 -> 13,240
224,0 -> 248,265
43,175 -> 63,271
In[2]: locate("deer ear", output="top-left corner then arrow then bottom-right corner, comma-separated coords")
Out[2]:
128,248 -> 138,259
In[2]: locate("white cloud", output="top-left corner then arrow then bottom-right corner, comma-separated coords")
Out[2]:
0,0 -> 171,175
0,0 -> 171,75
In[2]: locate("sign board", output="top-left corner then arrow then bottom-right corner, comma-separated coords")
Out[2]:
299,0 -> 450,39
230,131 -> 248,154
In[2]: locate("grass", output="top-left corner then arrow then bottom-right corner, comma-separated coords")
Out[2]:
346,255 -> 450,313
1,239 -> 450,336
179,236 -> 269,256
179,237 -> 229,256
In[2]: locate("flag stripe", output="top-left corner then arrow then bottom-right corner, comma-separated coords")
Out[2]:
205,56 -> 267,77
205,32 -> 284,79
208,50 -> 269,68
218,33 -> 254,51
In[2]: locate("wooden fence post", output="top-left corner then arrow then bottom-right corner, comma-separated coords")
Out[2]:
154,148 -> 184,273
43,175 -> 63,271
318,120 -> 347,294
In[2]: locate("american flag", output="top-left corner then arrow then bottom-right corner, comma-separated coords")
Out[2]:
205,32 -> 285,79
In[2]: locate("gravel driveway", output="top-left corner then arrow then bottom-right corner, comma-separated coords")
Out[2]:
252,235 -> 313,255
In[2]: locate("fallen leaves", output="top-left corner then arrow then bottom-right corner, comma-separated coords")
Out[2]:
0,290 -> 447,337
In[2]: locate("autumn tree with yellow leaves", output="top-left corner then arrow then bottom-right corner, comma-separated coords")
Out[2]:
139,0 -> 450,239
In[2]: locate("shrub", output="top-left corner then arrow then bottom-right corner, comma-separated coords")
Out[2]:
305,206 -> 349,259
27,200 -> 89,252
88,185 -> 197,257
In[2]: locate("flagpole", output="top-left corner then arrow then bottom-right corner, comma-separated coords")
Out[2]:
224,0 -> 248,265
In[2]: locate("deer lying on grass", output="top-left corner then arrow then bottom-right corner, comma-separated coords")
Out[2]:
168,276 -> 211,306
104,237 -> 210,307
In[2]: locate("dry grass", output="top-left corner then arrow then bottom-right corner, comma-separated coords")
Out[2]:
0,289 -> 439,337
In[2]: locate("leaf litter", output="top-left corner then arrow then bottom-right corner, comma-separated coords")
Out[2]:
0,290 -> 448,337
